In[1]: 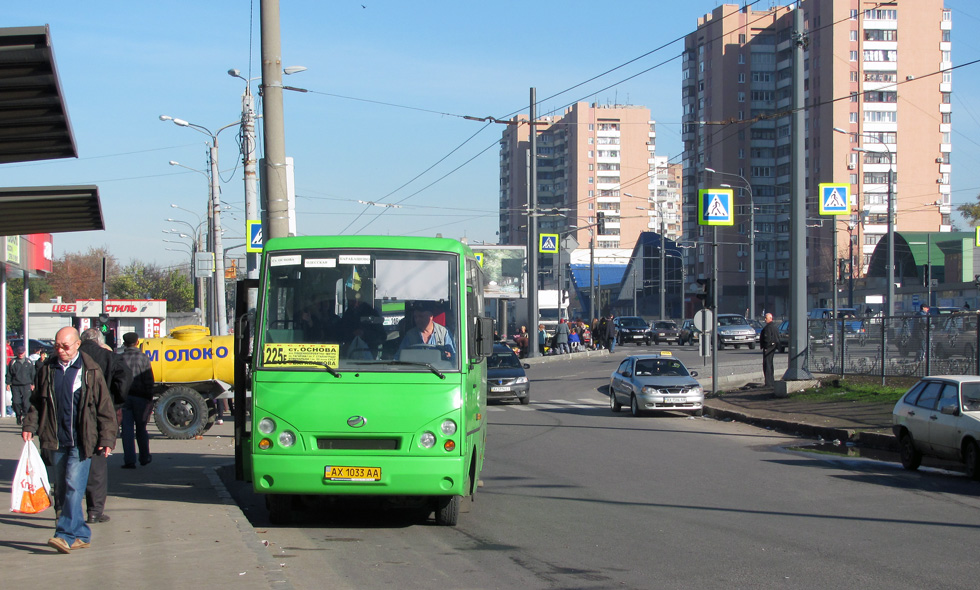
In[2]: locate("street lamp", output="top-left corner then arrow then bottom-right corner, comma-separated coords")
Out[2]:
834,127 -> 895,317
705,168 -> 756,319
161,116 -> 241,335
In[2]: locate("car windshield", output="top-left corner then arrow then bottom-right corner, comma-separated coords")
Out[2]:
654,322 -> 677,329
634,359 -> 689,377
718,316 -> 748,326
259,249 -> 460,373
488,351 -> 521,369
962,382 -> 980,412
619,317 -> 647,328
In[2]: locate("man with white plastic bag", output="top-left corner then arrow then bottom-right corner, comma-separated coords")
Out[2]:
21,327 -> 117,554
10,439 -> 52,514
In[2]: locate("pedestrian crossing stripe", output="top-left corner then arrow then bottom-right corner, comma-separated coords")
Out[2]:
539,233 -> 559,254
698,189 -> 734,226
246,220 -> 263,253
818,183 -> 850,216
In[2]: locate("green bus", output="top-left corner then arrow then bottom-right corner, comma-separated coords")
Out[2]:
234,235 -> 493,525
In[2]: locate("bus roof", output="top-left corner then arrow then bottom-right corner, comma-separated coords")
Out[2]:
263,235 -> 475,257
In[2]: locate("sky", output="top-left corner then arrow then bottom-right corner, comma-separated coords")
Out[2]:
5,0 -> 980,270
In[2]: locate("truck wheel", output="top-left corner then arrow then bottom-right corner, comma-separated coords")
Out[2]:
434,495 -> 460,526
153,386 -> 214,439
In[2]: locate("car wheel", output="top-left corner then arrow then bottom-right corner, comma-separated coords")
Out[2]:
749,343 -> 756,350
609,392 -> 622,412
694,408 -> 704,417
964,440 -> 980,481
630,394 -> 643,417
519,392 -> 530,406
899,431 -> 922,471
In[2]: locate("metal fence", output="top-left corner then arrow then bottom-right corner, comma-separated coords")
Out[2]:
805,314 -> 980,379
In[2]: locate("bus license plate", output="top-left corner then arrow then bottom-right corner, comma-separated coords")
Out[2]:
325,465 -> 381,481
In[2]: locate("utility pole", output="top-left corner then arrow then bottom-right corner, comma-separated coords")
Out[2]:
526,88 -> 539,357
209,143 -> 228,336
242,84 -> 259,282
784,6 -> 811,381
261,0 -> 289,240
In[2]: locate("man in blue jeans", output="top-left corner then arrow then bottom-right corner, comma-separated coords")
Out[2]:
22,327 -> 117,554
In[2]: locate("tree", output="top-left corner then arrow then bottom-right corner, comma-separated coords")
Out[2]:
47,246 -> 120,302
110,261 -> 194,312
4,277 -> 55,335
956,197 -> 980,226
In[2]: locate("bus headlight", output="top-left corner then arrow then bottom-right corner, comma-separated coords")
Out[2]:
440,420 -> 457,436
258,418 -> 276,434
278,431 -> 296,447
420,431 -> 436,449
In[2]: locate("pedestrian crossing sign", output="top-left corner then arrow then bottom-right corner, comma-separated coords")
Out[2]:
818,183 -> 850,215
475,252 -> 484,267
698,189 -> 734,226
246,220 -> 263,253
539,233 -> 559,254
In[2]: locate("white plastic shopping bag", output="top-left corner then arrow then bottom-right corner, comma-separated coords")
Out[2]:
10,440 -> 52,514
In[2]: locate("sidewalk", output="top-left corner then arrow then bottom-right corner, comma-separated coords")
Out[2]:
0,419 -> 287,590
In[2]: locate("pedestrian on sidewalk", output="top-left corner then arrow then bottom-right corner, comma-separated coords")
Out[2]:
119,332 -> 155,469
22,326 -> 117,554
79,328 -> 131,524
6,345 -> 35,425
554,319 -> 570,355
603,313 -> 618,353
760,313 -> 779,388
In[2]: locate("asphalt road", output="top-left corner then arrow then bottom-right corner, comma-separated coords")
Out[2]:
224,351 -> 980,590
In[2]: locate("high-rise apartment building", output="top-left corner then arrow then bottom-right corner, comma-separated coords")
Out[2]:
682,1 -> 950,317
498,102 -> 681,289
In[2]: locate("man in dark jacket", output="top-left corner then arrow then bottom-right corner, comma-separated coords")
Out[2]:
760,313 -> 780,388
603,313 -> 618,353
22,326 -> 116,553
78,328 -> 131,524
6,345 -> 35,425
118,332 -> 155,468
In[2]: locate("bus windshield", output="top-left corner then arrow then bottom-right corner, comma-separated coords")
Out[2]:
259,249 -> 460,372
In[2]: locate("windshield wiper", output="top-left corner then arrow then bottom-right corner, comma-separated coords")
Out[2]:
353,359 -> 446,379
263,359 -> 341,378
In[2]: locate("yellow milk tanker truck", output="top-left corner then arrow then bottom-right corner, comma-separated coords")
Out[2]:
140,325 -> 234,439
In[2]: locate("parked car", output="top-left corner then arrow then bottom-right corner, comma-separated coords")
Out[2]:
7,338 -> 54,356
487,342 -> 530,405
650,320 -> 681,345
716,314 -> 758,349
933,311 -> 978,360
892,375 -> 980,479
679,319 -> 701,346
615,316 -> 652,346
807,307 -> 867,346
777,320 -> 790,353
608,352 -> 703,417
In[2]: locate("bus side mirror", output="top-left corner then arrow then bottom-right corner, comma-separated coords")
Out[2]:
475,317 -> 495,358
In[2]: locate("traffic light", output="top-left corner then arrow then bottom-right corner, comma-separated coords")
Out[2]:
596,212 -> 606,235
696,278 -> 714,309
97,313 -> 110,335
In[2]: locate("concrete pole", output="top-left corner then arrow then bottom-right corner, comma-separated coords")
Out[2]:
660,203 -> 666,320
785,6 -> 811,380
242,86 -> 259,281
261,0 -> 290,239
210,144 -> 228,336
527,88 -> 539,357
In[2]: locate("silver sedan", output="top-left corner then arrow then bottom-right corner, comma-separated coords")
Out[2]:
609,353 -> 704,417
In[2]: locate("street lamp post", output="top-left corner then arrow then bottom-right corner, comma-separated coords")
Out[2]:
161,116 -> 241,336
168,203 -> 208,327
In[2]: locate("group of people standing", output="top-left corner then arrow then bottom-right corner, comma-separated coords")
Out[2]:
530,314 -> 619,356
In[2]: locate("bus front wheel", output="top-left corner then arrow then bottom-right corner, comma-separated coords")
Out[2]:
266,494 -> 294,525
434,495 -> 460,526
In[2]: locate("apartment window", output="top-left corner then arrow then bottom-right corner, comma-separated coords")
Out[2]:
942,132 -> 951,143
850,174 -> 858,184
588,151 -> 594,158
751,90 -> 773,101
738,54 -> 745,64
589,164 -> 593,171
850,92 -> 859,103
865,29 -> 898,42
850,71 -> 859,82
849,112 -> 858,123
863,152 -> 895,165
588,191 -> 594,199
597,151 -> 620,159
597,122 -> 620,131
942,51 -> 951,63
864,172 -> 892,184
942,112 -> 952,123
864,71 -> 897,83
739,34 -> 746,44
864,9 -> 897,20
850,9 -> 858,19
850,50 -> 858,62
942,92 -> 952,104
738,92 -> 745,103
864,110 -> 897,123
588,176 -> 594,184
864,50 -> 897,62
850,30 -> 858,42
588,137 -> 593,145
738,73 -> 745,83
943,71 -> 952,84
588,124 -> 594,131
751,166 -> 772,178
751,72 -> 772,82
943,30 -> 951,42
864,91 -> 897,103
